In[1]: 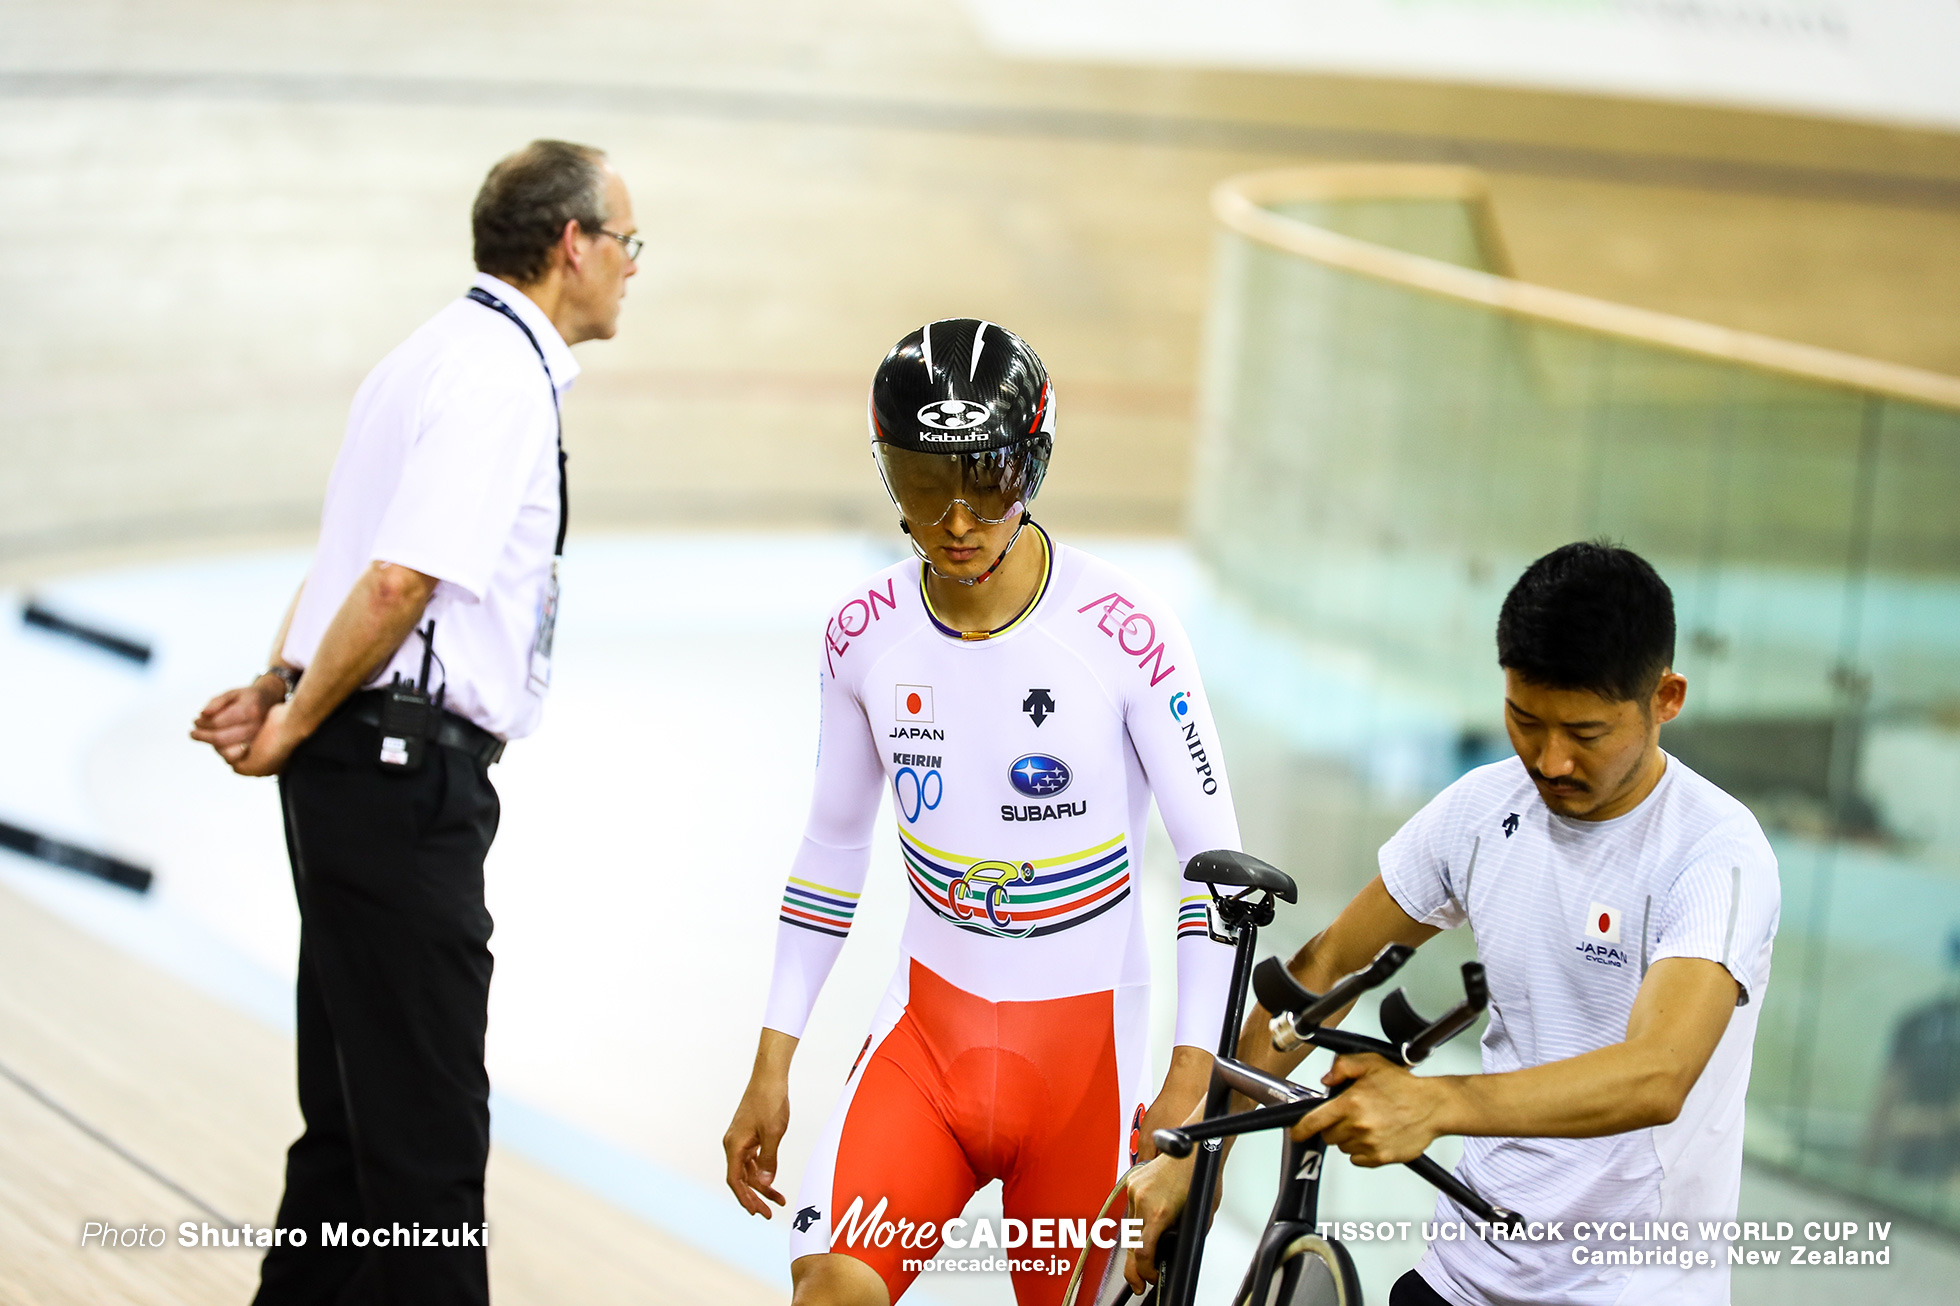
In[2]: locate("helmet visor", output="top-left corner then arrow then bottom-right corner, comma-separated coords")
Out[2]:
874,443 -> 1043,528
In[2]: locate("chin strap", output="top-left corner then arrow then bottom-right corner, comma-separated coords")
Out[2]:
902,511 -> 1033,587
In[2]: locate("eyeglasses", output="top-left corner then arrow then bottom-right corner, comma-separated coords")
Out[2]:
872,443 -> 1046,527
591,227 -> 644,261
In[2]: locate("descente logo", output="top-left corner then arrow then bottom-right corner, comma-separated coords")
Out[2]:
827,1197 -> 1143,1252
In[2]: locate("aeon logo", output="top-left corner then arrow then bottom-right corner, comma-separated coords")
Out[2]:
1010,754 -> 1071,797
917,399 -> 991,431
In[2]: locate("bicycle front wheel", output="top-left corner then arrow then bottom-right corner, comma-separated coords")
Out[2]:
1244,1234 -> 1362,1306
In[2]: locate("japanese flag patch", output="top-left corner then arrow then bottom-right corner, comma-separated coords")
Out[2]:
1583,902 -> 1622,944
895,684 -> 934,723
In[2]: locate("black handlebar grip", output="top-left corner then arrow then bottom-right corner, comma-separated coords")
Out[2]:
1377,988 -> 1427,1047
1252,955 -> 1316,1017
1295,944 -> 1413,1028
1154,1128 -> 1194,1159
1401,962 -> 1494,1065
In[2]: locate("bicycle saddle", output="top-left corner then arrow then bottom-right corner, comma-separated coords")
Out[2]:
1183,849 -> 1297,903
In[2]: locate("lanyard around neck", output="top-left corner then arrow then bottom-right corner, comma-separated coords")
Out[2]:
466,286 -> 568,558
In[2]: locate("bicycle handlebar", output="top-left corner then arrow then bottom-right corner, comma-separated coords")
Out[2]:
1153,1081 -> 1524,1227
1257,953 -> 1489,1068
1257,947 -> 1409,1052
1403,1153 -> 1519,1228
1401,964 -> 1488,1065
1171,948 -> 1518,1232
1212,1055 -> 1317,1108
1153,1097 -> 1316,1157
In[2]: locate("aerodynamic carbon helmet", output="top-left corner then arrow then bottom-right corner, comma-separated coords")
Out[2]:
868,319 -> 1056,544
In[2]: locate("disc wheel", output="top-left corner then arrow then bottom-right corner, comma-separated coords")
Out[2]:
1247,1234 -> 1362,1306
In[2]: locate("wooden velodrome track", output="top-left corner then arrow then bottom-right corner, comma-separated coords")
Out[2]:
0,878 -> 773,1305
4,2 -> 1960,1302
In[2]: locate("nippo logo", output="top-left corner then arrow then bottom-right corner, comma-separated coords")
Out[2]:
1169,691 -> 1190,721
1584,901 -> 1622,944
917,399 -> 991,431
1010,754 -> 1071,797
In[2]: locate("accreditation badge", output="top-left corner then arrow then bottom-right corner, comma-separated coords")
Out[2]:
528,558 -> 560,695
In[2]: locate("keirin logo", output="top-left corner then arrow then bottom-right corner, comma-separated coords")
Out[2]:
894,767 -> 943,823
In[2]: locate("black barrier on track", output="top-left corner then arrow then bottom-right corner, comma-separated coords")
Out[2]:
0,819 -> 152,893
21,601 -> 153,665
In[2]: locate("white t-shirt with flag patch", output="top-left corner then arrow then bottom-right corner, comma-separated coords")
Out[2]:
1381,753 -> 1780,1306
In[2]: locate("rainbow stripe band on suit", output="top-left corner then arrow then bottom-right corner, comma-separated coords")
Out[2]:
781,876 -> 860,938
1177,895 -> 1212,940
899,827 -> 1131,939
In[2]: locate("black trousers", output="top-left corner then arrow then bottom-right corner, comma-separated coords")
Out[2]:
1390,1268 -> 1456,1306
253,707 -> 501,1306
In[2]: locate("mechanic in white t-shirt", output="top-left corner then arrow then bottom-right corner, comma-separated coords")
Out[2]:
1127,541 -> 1781,1306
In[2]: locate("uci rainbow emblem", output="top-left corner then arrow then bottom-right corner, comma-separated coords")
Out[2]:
899,828 -> 1131,940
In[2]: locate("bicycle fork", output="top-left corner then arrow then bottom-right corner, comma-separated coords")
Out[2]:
1232,1130 -> 1332,1306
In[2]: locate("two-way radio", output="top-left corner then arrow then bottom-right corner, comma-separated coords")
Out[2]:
376,620 -> 442,772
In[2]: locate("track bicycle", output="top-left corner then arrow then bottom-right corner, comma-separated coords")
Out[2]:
1063,850 -> 1519,1306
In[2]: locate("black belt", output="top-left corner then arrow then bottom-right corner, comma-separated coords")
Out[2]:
347,690 -> 507,766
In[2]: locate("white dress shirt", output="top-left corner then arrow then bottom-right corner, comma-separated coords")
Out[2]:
283,273 -> 578,740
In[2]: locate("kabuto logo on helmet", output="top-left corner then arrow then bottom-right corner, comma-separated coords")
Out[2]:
917,399 -> 991,432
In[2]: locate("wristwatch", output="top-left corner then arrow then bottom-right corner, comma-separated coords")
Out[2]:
264,665 -> 302,700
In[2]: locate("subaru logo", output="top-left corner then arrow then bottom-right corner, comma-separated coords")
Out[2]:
917,399 -> 991,432
1010,754 -> 1072,797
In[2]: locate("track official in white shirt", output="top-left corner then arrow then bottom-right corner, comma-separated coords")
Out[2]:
1127,541 -> 1781,1306
190,139 -> 639,1306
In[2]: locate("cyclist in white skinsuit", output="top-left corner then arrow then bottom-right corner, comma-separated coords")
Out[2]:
724,320 -> 1242,1306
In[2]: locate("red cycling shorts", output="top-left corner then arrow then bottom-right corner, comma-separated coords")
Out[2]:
789,959 -> 1149,1305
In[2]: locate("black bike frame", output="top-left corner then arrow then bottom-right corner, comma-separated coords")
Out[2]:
1154,949 -> 1517,1306
1160,890 -> 1270,1306
1212,1057 -> 1334,1306
1237,1128 -> 1333,1306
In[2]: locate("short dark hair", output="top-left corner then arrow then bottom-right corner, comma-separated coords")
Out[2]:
471,140 -> 610,284
1496,540 -> 1675,703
